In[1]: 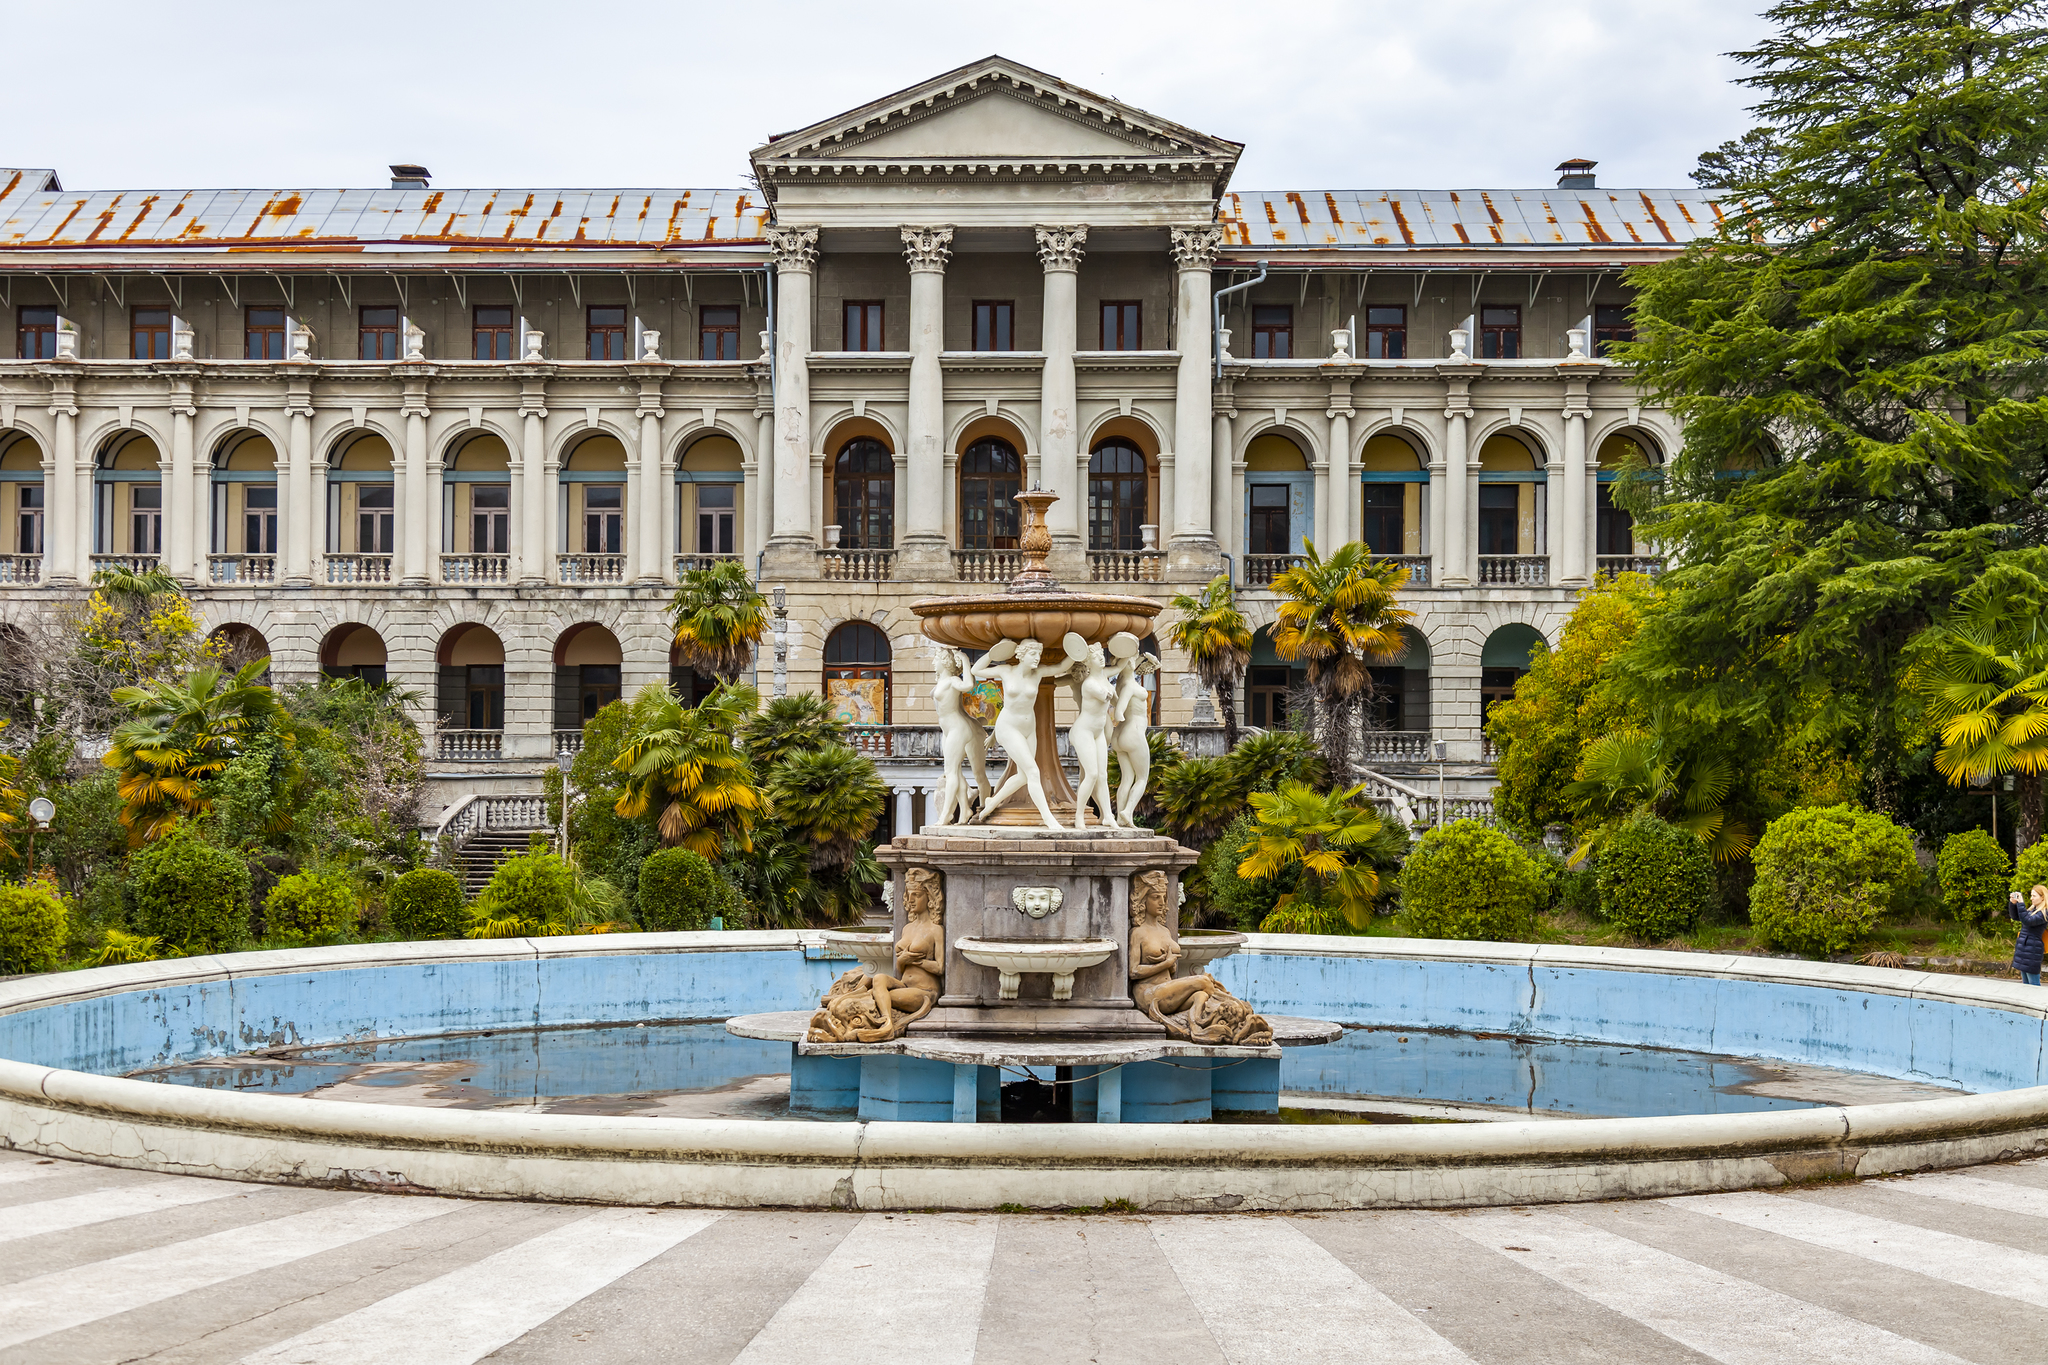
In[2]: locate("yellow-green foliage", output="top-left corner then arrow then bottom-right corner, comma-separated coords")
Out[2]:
637,848 -> 738,932
2014,841 -> 2048,899
387,869 -> 464,940
1749,805 -> 1920,956
0,881 -> 68,973
1937,829 -> 2010,924
1400,820 -> 1546,942
262,872 -> 360,946
1596,815 -> 1713,940
131,824 -> 249,953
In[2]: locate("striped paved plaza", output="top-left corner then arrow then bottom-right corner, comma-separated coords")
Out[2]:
3,1147 -> 2047,1364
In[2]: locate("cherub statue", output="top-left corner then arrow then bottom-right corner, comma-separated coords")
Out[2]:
1127,869 -> 1273,1046
968,638 -> 1077,830
929,646 -> 991,826
1067,641 -> 1120,830
805,866 -> 946,1044
1110,647 -> 1158,826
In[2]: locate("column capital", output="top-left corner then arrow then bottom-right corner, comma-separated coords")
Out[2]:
900,225 -> 954,273
46,402 -> 77,419
1034,224 -> 1088,272
1443,404 -> 1474,421
1168,224 -> 1223,270
767,225 -> 820,273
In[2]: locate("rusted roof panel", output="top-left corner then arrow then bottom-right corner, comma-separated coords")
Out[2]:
0,174 -> 769,251
1219,189 -> 1725,250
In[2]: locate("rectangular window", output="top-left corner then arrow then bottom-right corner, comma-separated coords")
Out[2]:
587,306 -> 627,361
1481,667 -> 1525,724
1478,485 -> 1519,555
132,307 -> 172,361
17,306 -> 56,360
1251,305 -> 1292,359
243,486 -> 278,554
473,305 -> 514,361
17,485 -> 43,555
1100,301 -> 1142,351
1248,483 -> 1291,555
357,485 -> 395,554
471,484 -> 510,554
245,307 -> 286,360
1248,666 -> 1293,729
1594,303 -> 1634,357
359,307 -> 400,361
584,485 -> 623,554
466,664 -> 505,730
1596,485 -> 1635,555
1363,305 -> 1406,360
1361,484 -> 1404,555
579,664 -> 622,721
699,305 -> 739,361
1368,666 -> 1406,731
843,301 -> 884,352
1480,305 -> 1521,360
130,484 -> 163,555
973,300 -> 1014,352
696,483 -> 735,555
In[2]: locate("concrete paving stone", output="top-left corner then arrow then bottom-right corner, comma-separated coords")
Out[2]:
975,1215 -> 1227,1365
1802,1179 -> 2048,1256
0,1160 -> 175,1210
1293,1210 -> 1716,1365
0,1184 -> 345,1288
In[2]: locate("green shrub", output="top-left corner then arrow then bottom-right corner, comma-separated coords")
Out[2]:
467,853 -> 577,937
2012,840 -> 2048,900
1200,815 -> 1290,933
132,825 -> 250,953
1596,816 -> 1713,941
637,847 -> 739,932
1937,830 -> 2010,924
1749,804 -> 1919,956
1258,903 -> 1350,935
262,872 -> 360,946
0,881 -> 68,973
387,868 -> 465,940
1400,820 -> 1546,942
1553,865 -> 1599,920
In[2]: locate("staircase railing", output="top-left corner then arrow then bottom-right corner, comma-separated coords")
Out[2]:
1356,768 -> 1495,829
433,793 -> 550,854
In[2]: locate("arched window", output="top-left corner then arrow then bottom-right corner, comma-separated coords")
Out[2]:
833,439 -> 894,550
1088,440 -> 1147,551
958,438 -> 1020,550
823,621 -> 891,725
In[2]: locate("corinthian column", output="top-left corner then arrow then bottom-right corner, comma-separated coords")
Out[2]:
45,384 -> 78,585
400,385 -> 430,586
764,225 -> 819,578
1440,389 -> 1474,588
900,226 -> 954,578
1169,225 -> 1222,574
1559,379 -> 1592,586
166,386 -> 197,583
1035,225 -> 1086,569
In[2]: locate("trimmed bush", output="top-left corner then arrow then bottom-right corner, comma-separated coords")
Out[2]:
262,872 -> 360,946
2012,840 -> 2048,900
1596,815 -> 1712,941
1749,804 -> 1919,956
132,825 -> 250,953
468,853 -> 577,936
387,868 -> 465,940
1400,820 -> 1547,942
1258,902 -> 1349,935
1938,829 -> 2010,924
0,881 -> 68,973
637,847 -> 739,932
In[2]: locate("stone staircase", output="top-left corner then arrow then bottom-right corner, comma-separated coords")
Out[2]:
433,794 -> 552,898
459,827 -> 544,896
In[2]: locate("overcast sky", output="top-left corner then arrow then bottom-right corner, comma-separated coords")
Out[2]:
3,1 -> 1774,192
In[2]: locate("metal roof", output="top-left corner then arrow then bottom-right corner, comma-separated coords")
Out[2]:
1220,189 -> 1726,249
0,171 -> 769,252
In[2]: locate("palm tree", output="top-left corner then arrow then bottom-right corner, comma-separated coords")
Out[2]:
1919,611 -> 2048,852
1151,757 -> 1244,847
1168,574 -> 1253,746
743,693 -> 849,769
104,659 -> 284,840
612,683 -> 763,854
1270,541 -> 1415,715
765,744 -> 886,874
1563,725 -> 1752,864
1237,781 -> 1387,928
668,559 -> 768,685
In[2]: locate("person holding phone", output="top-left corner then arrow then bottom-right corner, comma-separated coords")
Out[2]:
2006,885 -> 2048,986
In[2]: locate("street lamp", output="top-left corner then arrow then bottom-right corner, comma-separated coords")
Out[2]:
1433,740 -> 1448,829
554,752 -> 575,860
26,796 -> 54,873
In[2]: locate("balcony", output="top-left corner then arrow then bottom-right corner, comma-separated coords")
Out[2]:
1243,554 -> 1304,587
1362,731 -> 1436,763
208,554 -> 276,584
675,553 -> 743,576
818,549 -> 894,582
953,549 -> 1021,583
554,729 -> 584,757
1381,555 -> 1431,587
1597,555 -> 1665,577
437,729 -> 503,760
0,556 -> 41,584
90,554 -> 159,575
558,554 -> 627,584
1087,550 -> 1163,583
1477,556 -> 1550,586
442,554 -> 511,584
326,554 -> 392,584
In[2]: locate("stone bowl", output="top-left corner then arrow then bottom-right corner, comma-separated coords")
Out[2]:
820,926 -> 897,976
910,593 -> 1161,651
1174,929 -> 1246,977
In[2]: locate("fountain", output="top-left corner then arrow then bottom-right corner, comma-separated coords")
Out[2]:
728,489 -> 1339,1122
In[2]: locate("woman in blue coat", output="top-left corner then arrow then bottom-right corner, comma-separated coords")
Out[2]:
2007,886 -> 2048,986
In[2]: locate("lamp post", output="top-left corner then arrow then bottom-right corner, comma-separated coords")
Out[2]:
1433,740 -> 1447,829
25,796 -> 53,874
555,751 -> 575,860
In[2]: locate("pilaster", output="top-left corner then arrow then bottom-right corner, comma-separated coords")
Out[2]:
764,225 -> 820,579
899,225 -> 954,579
1035,225 -> 1087,576
1168,225 -> 1222,577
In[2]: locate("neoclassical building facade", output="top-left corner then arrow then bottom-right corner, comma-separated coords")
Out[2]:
0,57 -> 1710,827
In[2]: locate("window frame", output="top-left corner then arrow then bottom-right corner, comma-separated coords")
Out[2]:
358,306 -> 400,362
129,483 -> 164,555
470,483 -> 511,554
17,484 -> 43,555
971,300 -> 1014,352
1477,484 -> 1520,555
958,438 -> 1021,551
1593,304 -> 1634,357
699,304 -> 740,361
472,305 -> 514,361
832,438 -> 895,549
586,306 -> 627,362
582,484 -> 625,554
1100,300 -> 1142,351
1247,666 -> 1293,729
356,484 -> 396,554
1363,305 -> 1406,360
1360,483 -> 1405,556
131,306 -> 172,361
242,484 -> 279,555
1251,305 -> 1292,359
1595,484 -> 1635,555
695,482 -> 736,555
16,306 -> 57,361
1087,440 -> 1148,552
242,307 -> 286,361
843,300 -> 884,353
1479,305 -> 1522,360
1247,482 -> 1292,555
466,664 -> 506,730
822,621 -> 893,725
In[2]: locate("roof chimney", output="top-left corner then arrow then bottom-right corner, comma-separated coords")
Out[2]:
1556,158 -> 1597,190
389,164 -> 431,189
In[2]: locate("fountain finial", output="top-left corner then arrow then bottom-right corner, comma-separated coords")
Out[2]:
1008,486 -> 1063,595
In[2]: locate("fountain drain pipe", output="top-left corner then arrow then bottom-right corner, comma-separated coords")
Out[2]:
1213,260 -> 1269,381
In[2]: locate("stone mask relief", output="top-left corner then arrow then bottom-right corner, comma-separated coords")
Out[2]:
1010,885 -> 1063,920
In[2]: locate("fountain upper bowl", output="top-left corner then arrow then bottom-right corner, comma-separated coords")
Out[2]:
910,593 -> 1162,651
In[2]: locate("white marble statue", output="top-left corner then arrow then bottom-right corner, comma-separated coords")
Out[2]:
1111,650 -> 1158,825
1067,641 -> 1120,830
929,646 -> 991,826
968,638 -> 1076,830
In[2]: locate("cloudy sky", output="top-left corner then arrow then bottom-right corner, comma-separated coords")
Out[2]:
4,1 -> 1774,192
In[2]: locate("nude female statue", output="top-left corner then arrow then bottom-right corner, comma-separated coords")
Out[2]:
1067,641 -> 1120,830
929,646 -> 991,826
1110,651 -> 1158,826
807,866 -> 945,1043
1127,870 -> 1273,1046
968,638 -> 1076,830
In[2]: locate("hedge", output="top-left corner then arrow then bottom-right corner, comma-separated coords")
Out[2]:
1749,804 -> 1919,956
1596,815 -> 1712,941
0,882 -> 68,973
263,872 -> 360,946
637,847 -> 739,932
388,868 -> 465,940
1937,829 -> 2010,924
132,825 -> 250,953
1400,820 -> 1546,942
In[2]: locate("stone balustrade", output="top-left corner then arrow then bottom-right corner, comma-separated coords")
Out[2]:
207,554 -> 276,584
1477,555 -> 1550,586
325,554 -> 392,584
1087,550 -> 1164,583
441,554 -> 511,585
818,549 -> 895,582
436,729 -> 504,760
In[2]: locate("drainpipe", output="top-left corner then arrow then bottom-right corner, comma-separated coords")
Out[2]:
1220,552 -> 1233,590
1213,260 -> 1269,381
